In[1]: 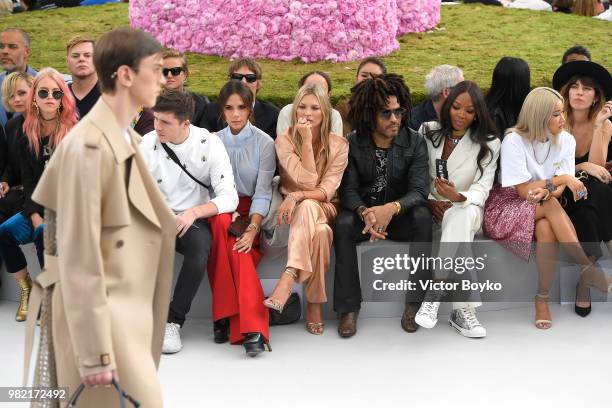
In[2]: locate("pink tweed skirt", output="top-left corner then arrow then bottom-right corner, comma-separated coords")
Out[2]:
483,184 -> 536,261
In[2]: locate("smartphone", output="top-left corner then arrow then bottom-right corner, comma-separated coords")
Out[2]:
436,159 -> 449,180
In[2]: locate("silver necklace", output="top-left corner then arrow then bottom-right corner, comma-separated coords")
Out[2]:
530,139 -> 551,165
446,134 -> 462,146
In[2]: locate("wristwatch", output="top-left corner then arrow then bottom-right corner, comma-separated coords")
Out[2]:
545,178 -> 554,193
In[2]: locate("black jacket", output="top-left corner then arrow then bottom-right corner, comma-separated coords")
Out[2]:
19,134 -> 49,218
1,115 -> 24,187
188,89 -> 209,126
198,99 -> 280,139
339,126 -> 430,214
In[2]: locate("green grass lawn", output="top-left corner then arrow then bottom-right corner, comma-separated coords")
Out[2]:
1,3 -> 609,105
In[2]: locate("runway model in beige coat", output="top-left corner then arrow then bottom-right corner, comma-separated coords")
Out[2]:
23,28 -> 176,407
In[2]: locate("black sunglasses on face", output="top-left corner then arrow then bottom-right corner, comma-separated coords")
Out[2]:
163,67 -> 184,77
379,107 -> 406,120
37,89 -> 64,100
230,73 -> 258,83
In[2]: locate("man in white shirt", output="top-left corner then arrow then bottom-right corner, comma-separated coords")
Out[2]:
141,89 -> 238,353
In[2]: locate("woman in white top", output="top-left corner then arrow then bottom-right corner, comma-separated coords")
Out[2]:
483,87 -> 612,329
416,81 -> 501,338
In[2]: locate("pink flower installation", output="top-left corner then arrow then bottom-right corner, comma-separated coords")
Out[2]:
129,0 -> 440,63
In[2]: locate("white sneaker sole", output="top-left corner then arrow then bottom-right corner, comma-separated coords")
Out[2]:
162,344 -> 183,354
415,313 -> 438,329
448,319 -> 486,338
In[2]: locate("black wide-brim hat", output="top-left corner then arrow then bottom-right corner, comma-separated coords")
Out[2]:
553,61 -> 612,100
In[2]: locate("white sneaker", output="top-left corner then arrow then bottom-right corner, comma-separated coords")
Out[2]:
162,322 -> 183,354
449,307 -> 486,338
415,302 -> 440,329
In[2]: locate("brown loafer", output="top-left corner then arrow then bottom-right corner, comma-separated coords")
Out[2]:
338,311 -> 359,338
401,303 -> 420,333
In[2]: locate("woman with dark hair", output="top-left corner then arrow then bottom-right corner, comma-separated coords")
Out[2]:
206,80 -> 275,356
483,87 -> 611,330
486,57 -> 531,138
415,81 -> 500,338
0,67 -> 77,321
553,61 -> 612,316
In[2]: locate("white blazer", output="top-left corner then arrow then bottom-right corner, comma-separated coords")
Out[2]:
419,121 -> 501,208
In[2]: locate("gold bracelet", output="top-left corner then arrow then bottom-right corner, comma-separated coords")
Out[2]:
393,201 -> 401,215
247,223 -> 260,233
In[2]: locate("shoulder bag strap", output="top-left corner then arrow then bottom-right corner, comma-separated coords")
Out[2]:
160,143 -> 210,190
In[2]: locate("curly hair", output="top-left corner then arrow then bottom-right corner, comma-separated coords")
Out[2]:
347,73 -> 412,138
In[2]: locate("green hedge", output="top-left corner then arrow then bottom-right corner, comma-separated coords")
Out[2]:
1,3 -> 609,107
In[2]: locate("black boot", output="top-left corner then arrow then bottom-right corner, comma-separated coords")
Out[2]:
213,318 -> 229,343
242,333 -> 271,357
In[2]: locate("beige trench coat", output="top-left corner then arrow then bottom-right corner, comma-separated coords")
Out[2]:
26,99 -> 176,407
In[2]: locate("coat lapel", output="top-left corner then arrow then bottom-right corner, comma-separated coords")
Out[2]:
447,129 -> 478,178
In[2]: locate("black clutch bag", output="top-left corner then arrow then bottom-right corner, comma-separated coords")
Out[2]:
269,292 -> 302,326
228,216 -> 250,237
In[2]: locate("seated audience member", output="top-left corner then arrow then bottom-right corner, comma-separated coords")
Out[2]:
65,36 -> 100,118
0,68 -> 77,321
415,81 -> 500,338
264,83 -> 348,336
162,49 -> 209,126
572,0 -> 604,15
334,74 -> 432,338
552,0 -> 574,12
337,57 -> 388,136
276,71 -> 343,137
594,7 -> 612,20
0,72 -> 32,226
409,65 -> 464,132
207,81 -> 275,356
561,45 -> 591,65
482,87 -> 612,330
140,89 -> 238,354
486,57 -> 531,137
507,0 -> 552,10
553,61 -> 612,314
200,58 -> 279,139
0,28 -> 37,127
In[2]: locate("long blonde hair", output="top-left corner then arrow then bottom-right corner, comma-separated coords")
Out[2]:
509,87 -> 563,144
289,83 -> 332,166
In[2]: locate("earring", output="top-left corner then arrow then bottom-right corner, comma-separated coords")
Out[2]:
32,101 -> 40,117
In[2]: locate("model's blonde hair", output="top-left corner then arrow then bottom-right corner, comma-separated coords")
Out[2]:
509,87 -> 564,144
289,84 -> 332,166
1,71 -> 34,112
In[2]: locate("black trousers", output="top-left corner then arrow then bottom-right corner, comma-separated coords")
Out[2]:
333,205 -> 433,313
168,219 -> 212,326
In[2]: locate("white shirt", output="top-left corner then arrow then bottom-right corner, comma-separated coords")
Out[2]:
507,0 -> 552,10
501,131 -> 575,188
276,104 -> 344,137
140,125 -> 238,213
594,9 -> 612,21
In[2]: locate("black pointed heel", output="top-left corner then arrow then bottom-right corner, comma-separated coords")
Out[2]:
575,282 -> 591,318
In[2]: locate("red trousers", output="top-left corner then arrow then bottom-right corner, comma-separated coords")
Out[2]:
207,197 -> 269,343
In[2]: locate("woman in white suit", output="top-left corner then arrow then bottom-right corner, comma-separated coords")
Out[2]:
415,81 -> 500,338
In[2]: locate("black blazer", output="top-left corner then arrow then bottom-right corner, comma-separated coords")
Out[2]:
198,99 -> 280,139
188,89 -> 209,127
19,134 -> 49,218
339,126 -> 430,214
1,115 -> 24,187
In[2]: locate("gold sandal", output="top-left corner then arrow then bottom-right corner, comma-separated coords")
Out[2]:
534,292 -> 552,330
306,322 -> 325,335
263,268 -> 298,313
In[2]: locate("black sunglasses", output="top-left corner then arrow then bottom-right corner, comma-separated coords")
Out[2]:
379,107 -> 406,120
163,67 -> 184,77
230,73 -> 258,83
37,89 -> 64,100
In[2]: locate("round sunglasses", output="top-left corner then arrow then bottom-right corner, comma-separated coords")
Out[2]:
37,89 -> 64,100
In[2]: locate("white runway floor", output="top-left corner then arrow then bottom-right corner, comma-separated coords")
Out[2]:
1,300 -> 611,408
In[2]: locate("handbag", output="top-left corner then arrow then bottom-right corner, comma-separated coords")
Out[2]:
228,216 -> 250,237
269,292 -> 302,326
66,379 -> 140,408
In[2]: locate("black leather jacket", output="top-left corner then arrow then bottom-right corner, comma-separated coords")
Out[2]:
339,126 -> 429,214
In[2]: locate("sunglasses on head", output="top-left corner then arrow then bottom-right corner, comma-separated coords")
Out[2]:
163,67 -> 184,77
230,73 -> 258,83
379,107 -> 406,120
37,89 -> 64,100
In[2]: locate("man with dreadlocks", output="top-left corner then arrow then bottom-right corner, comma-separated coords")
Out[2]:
333,74 -> 432,338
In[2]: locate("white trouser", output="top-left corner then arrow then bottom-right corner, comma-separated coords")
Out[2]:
435,204 -> 483,309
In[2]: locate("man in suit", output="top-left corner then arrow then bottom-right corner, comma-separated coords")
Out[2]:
199,58 -> 280,139
333,74 -> 432,338
28,28 -> 176,407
